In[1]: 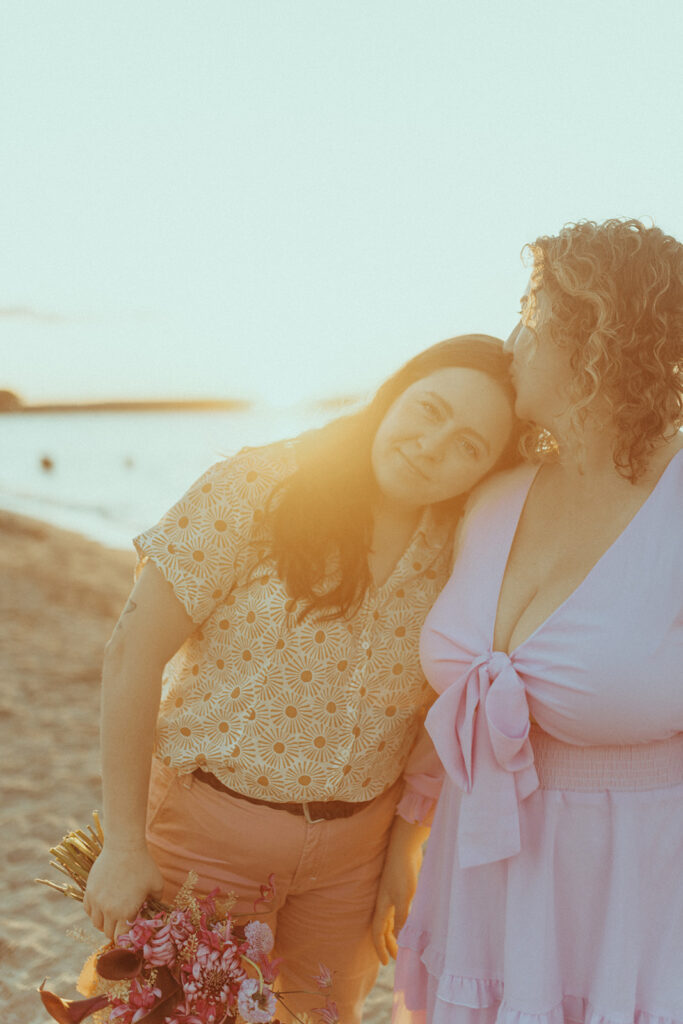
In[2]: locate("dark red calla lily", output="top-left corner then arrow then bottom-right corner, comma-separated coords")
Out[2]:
124,967 -> 182,1024
128,990 -> 181,1024
96,946 -> 144,980
39,982 -> 109,1023
146,964 -> 181,1001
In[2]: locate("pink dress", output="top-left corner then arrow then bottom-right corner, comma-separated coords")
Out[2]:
394,450 -> 683,1024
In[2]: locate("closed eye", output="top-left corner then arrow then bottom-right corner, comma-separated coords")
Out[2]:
419,399 -> 442,421
458,436 -> 481,459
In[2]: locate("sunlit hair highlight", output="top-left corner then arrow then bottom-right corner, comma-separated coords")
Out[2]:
259,335 -> 527,621
524,218 -> 683,480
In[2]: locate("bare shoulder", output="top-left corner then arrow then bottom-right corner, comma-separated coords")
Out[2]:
450,463 -> 536,569
463,462 -> 537,518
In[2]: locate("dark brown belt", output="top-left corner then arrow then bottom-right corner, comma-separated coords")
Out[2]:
193,769 -> 375,822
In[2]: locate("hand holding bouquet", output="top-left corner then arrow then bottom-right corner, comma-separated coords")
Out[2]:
37,816 -> 337,1024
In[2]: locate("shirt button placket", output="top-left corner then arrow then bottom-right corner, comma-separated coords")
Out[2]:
347,619 -> 371,760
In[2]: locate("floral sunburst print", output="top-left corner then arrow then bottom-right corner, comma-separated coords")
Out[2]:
135,441 -> 454,802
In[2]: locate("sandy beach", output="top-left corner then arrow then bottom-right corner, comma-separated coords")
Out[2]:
0,510 -> 394,1024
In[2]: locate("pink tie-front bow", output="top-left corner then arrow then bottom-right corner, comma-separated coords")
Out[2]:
425,650 -> 538,868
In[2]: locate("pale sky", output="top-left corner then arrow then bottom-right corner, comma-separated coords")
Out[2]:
1,0 -> 681,406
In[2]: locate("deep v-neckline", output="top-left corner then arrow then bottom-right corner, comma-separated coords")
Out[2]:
491,447 -> 683,657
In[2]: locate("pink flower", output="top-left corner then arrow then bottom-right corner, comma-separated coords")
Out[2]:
117,914 -> 162,952
313,998 -> 340,1024
258,955 -> 283,985
109,979 -> 161,1023
109,1008 -> 132,1022
167,908 -> 195,947
312,962 -> 334,989
254,873 -> 277,912
207,919 -> 234,947
244,921 -> 275,958
167,1006 -> 204,1024
237,978 -> 276,1023
180,937 -> 246,1020
116,910 -> 182,969
198,888 -> 219,920
39,868 -> 292,1024
143,921 -> 176,967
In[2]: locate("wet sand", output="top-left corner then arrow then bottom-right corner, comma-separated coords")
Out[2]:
0,510 -> 394,1023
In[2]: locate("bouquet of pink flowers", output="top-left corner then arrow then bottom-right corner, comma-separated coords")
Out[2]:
37,817 -> 337,1024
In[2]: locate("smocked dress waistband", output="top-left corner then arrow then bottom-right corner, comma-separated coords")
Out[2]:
530,724 -> 683,791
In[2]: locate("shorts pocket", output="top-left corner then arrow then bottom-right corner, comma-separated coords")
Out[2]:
146,758 -> 178,829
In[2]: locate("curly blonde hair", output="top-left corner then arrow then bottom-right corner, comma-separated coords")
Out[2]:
524,218 -> 682,481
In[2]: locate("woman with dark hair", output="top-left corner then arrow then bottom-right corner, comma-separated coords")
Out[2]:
82,334 -> 523,1024
394,220 -> 683,1024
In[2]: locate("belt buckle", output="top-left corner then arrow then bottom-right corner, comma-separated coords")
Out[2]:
302,801 -> 325,824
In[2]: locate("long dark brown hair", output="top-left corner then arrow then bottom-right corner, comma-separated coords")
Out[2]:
259,334 -> 524,621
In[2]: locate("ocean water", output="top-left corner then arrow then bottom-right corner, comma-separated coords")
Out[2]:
0,407 -> 330,549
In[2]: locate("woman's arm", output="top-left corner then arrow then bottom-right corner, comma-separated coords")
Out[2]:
372,816 -> 430,964
83,561 -> 195,939
371,509 -> 468,960
371,727 -> 443,962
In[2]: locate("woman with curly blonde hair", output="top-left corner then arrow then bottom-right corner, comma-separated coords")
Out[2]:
393,219 -> 683,1024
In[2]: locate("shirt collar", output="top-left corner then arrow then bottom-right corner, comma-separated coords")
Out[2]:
385,504 -> 454,589
414,504 -> 455,553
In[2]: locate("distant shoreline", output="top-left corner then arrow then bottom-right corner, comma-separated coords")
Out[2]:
1,398 -> 253,413
0,395 -> 363,414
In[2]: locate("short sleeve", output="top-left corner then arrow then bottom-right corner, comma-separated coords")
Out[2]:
133,447 -> 287,624
396,725 -> 444,826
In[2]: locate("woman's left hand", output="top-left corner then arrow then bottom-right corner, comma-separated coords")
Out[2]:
372,817 -> 430,964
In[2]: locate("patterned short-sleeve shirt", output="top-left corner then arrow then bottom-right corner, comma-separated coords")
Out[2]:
134,441 -> 454,802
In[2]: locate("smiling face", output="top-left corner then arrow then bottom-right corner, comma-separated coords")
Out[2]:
370,366 -> 515,508
505,283 -> 574,427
